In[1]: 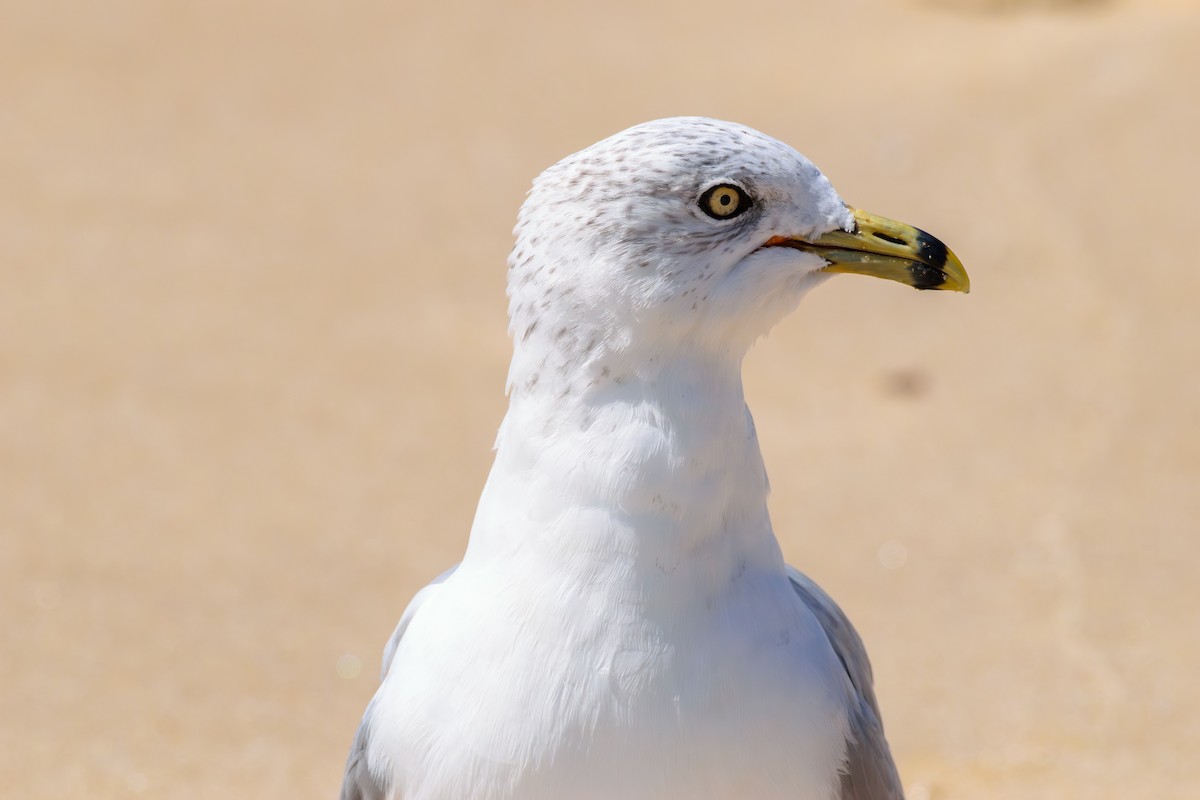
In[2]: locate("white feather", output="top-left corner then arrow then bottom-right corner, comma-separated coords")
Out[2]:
349,117 -> 876,800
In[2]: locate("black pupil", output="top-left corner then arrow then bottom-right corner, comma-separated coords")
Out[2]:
703,185 -> 745,219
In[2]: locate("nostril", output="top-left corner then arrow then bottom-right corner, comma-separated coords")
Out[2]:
873,232 -> 907,246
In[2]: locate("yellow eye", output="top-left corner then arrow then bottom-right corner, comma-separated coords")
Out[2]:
699,183 -> 750,220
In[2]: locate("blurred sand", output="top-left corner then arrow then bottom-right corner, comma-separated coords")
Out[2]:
2,0 -> 1198,797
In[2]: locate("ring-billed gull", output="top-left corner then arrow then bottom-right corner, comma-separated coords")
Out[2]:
340,117 -> 968,800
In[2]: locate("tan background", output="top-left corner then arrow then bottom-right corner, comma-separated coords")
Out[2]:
3,0 -> 1198,797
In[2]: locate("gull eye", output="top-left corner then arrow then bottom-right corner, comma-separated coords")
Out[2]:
699,183 -> 751,220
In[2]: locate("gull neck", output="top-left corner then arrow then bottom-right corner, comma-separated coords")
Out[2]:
463,349 -> 787,594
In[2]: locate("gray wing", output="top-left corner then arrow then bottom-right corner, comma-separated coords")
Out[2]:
340,694 -> 387,800
787,566 -> 904,800
340,565 -> 459,800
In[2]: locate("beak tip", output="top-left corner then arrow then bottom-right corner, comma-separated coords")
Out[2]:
942,273 -> 970,294
938,249 -> 970,294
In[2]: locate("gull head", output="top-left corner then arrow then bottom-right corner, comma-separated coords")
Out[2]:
506,117 -> 967,393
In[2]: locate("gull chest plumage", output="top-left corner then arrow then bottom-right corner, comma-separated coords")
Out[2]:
341,117 -> 968,800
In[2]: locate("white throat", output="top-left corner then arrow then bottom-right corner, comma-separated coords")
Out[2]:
463,342 -> 788,606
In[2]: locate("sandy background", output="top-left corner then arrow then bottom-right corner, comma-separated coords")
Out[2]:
3,0 -> 1198,797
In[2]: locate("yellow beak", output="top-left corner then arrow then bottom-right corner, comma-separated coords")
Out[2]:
767,207 -> 969,293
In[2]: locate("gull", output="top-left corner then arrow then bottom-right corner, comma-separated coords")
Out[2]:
340,117 -> 968,800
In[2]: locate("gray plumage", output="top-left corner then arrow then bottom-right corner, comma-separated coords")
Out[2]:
788,567 -> 904,800
340,695 -> 386,800
340,570 -> 456,800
